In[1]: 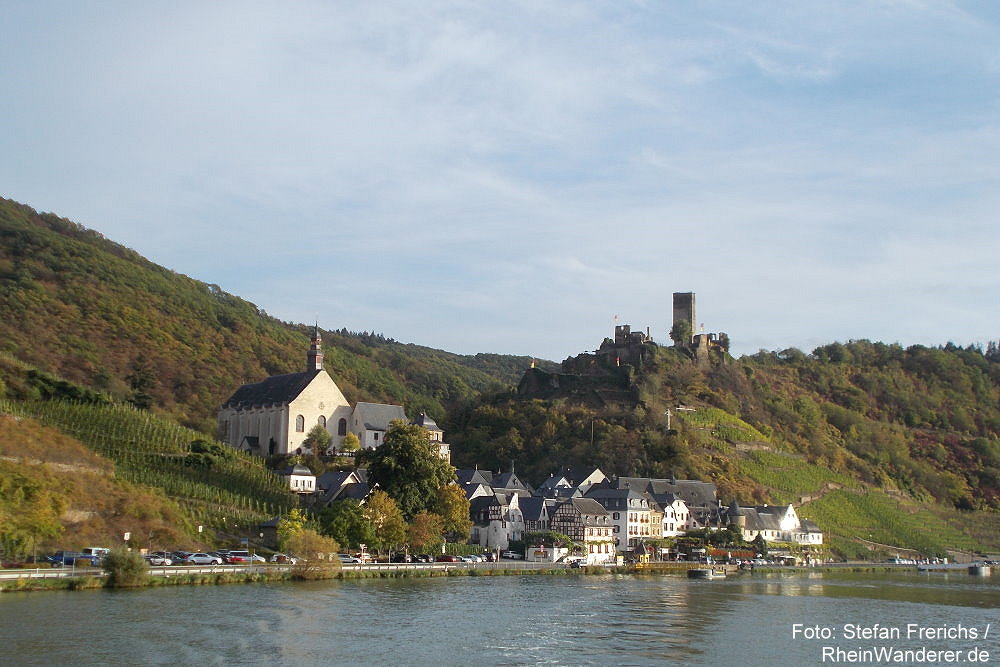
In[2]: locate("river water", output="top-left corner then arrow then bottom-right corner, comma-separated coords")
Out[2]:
1,570 -> 997,665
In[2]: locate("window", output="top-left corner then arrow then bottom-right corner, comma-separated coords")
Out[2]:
613,512 -> 620,520
295,415 -> 305,432
318,415 -> 326,428
374,432 -> 379,441
338,418 -> 347,436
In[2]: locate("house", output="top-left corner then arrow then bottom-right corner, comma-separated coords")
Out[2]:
492,470 -> 534,497
584,486 -> 655,552
279,463 -> 316,494
456,468 -> 496,501
412,413 -> 451,464
725,502 -> 824,545
352,402 -> 407,450
549,497 -> 615,564
519,496 -> 552,533
469,491 -> 524,550
314,469 -> 370,507
218,327 -> 353,456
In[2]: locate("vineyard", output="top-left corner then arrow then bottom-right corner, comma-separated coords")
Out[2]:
733,450 -> 858,504
0,398 -> 295,529
675,407 -> 771,445
800,489 -> 979,558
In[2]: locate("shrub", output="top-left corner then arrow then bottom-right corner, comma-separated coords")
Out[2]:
102,549 -> 149,588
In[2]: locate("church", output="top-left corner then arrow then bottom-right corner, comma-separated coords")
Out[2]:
218,328 -> 409,457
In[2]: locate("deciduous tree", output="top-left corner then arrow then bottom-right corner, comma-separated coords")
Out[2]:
358,421 -> 455,519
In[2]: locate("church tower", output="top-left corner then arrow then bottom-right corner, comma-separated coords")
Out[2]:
307,324 -> 324,371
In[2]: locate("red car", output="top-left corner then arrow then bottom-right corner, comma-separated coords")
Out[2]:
435,554 -> 461,563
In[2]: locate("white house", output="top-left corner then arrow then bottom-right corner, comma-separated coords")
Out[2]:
279,463 -> 316,494
352,402 -> 407,450
727,502 -> 824,545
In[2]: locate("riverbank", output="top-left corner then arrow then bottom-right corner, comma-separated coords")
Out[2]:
1,560 -> 981,593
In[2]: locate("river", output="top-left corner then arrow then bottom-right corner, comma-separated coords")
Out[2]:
1,570 -> 997,665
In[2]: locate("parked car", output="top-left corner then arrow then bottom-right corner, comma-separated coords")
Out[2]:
81,547 -> 111,561
146,553 -> 173,566
414,554 -> 433,563
47,551 -> 101,567
500,551 -> 523,560
337,554 -> 361,564
270,553 -> 299,564
435,554 -> 461,563
184,553 -> 223,565
225,550 -> 251,563
391,553 -> 412,563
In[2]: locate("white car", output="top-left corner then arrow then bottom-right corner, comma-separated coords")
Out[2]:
185,553 -> 223,565
500,551 -> 523,560
270,553 -> 299,564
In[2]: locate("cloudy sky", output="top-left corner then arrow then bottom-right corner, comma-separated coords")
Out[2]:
3,1 -> 998,361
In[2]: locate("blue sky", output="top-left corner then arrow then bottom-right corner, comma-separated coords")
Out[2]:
2,1 -> 998,361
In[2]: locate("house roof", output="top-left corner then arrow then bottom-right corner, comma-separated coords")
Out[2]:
412,413 -> 443,432
519,496 -> 548,522
354,402 -> 407,431
222,370 -> 323,410
280,463 -> 314,476
616,476 -> 718,509
456,469 -> 494,487
493,471 -> 533,494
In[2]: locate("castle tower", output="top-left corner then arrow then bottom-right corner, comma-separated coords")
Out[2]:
307,324 -> 324,371
672,292 -> 696,338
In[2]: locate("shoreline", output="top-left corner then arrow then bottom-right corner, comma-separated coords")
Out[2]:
0,561 -> 945,594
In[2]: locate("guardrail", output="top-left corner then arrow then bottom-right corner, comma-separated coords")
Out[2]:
0,560 -> 566,581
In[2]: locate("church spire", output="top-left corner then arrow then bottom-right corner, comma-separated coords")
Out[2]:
307,323 -> 324,371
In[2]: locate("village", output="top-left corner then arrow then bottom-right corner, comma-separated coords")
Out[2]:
218,311 -> 826,567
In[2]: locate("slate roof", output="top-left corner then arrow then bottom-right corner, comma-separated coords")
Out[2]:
412,413 -> 443,432
280,463 -> 314,476
584,486 -> 649,510
456,469 -> 495,487
616,476 -> 718,509
519,496 -> 549,523
354,402 -> 407,430
493,471 -> 534,494
222,370 -> 322,410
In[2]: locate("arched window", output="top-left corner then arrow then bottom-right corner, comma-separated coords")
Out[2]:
295,415 -> 305,432
318,415 -> 327,428
338,418 -> 347,436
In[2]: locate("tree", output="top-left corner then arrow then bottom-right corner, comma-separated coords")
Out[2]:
339,432 -> 360,454
430,484 -> 472,542
358,421 -> 455,519
302,424 -> 332,454
407,511 -> 445,552
286,529 -> 342,580
276,508 -> 308,551
362,490 -> 407,553
670,320 -> 692,347
126,358 -> 156,410
302,424 -> 332,470
318,500 -> 374,550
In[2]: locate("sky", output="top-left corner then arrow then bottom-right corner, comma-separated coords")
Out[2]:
2,1 -> 999,361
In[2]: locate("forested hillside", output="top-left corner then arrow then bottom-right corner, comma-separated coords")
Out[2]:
449,340 -> 1000,555
0,198 -> 549,434
0,196 -> 996,557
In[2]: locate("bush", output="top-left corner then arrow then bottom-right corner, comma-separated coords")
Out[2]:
102,549 -> 149,588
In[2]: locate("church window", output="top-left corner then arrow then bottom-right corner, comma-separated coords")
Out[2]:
338,418 -> 347,436
295,415 -> 305,432
318,415 -> 326,428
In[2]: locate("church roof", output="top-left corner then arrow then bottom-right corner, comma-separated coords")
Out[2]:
222,370 -> 323,410
354,402 -> 407,431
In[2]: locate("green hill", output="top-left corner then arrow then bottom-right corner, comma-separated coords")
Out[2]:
0,196 -> 996,558
450,341 -> 1000,555
0,198 -> 549,436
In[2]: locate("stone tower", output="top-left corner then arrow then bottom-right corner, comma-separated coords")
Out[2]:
672,292 -> 695,337
306,324 -> 324,371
